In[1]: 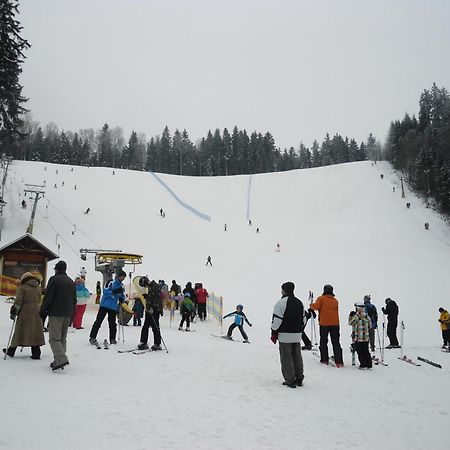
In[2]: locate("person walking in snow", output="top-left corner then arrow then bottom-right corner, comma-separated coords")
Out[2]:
89,271 -> 126,346
179,293 -> 195,331
40,261 -> 77,370
223,304 -> 252,342
438,307 -> 450,349
349,304 -> 373,369
73,277 -> 90,329
271,282 -> 305,388
363,295 -> 378,352
137,279 -> 163,351
3,272 -> 45,360
381,298 -> 400,348
195,283 -> 209,321
310,284 -> 344,367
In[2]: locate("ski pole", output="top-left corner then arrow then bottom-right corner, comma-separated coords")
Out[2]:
376,327 -> 383,362
148,311 -> 169,353
119,306 -> 125,343
382,315 -> 386,361
400,321 -> 405,359
3,316 -> 17,360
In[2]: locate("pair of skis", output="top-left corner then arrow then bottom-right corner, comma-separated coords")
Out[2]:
210,334 -> 250,343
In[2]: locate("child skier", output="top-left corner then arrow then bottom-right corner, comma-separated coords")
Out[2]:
132,296 -> 144,326
179,293 -> 194,331
348,303 -> 372,369
223,304 -> 252,343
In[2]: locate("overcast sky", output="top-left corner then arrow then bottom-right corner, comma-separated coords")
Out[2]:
19,0 -> 450,149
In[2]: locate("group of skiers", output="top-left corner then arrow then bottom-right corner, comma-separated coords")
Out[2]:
270,283 -> 408,388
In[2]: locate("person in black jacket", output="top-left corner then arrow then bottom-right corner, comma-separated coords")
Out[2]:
138,279 -> 163,351
183,282 -> 197,321
40,261 -> 76,370
381,298 -> 400,348
271,282 -> 305,388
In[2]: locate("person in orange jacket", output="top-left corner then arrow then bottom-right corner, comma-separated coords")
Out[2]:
310,284 -> 343,367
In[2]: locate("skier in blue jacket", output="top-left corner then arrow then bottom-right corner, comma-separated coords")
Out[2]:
89,271 -> 126,346
223,304 -> 252,342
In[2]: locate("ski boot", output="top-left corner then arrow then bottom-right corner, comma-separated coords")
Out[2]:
137,343 -> 149,350
151,344 -> 162,351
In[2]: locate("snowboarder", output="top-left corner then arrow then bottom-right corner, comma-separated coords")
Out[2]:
3,272 -> 45,360
348,304 -> 372,369
195,283 -> 209,321
132,297 -> 144,326
363,295 -> 378,352
137,278 -> 163,351
381,298 -> 400,348
271,282 -> 305,388
438,307 -> 450,349
89,271 -> 126,346
178,293 -> 195,331
223,304 -> 252,342
206,256 -> 213,266
40,261 -> 76,370
84,208 -> 90,215
310,284 -> 344,367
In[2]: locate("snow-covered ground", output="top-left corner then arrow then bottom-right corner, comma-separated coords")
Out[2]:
1,160 -> 449,450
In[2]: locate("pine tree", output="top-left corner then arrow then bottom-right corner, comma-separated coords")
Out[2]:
0,0 -> 31,151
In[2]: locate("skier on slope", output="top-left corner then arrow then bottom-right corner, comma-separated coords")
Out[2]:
195,283 -> 209,321
89,271 -> 126,346
138,279 -> 163,351
178,293 -> 195,331
223,304 -> 252,342
309,284 -> 344,367
363,295 -> 378,352
381,298 -> 400,349
183,282 -> 197,321
438,307 -> 450,349
348,304 -> 373,369
271,282 -> 305,388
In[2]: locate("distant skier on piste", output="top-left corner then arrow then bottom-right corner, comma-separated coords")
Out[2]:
223,304 -> 252,342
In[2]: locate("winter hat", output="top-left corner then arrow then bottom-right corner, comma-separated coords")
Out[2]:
184,292 -> 191,298
236,304 -> 244,310
281,282 -> 295,295
323,284 -> 334,295
355,302 -> 365,310
439,307 -> 444,312
363,295 -> 371,303
20,272 -> 34,282
54,260 -> 67,272
385,298 -> 392,304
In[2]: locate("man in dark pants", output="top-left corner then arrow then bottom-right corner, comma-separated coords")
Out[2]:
382,298 -> 400,348
138,279 -> 163,351
310,284 -> 344,367
271,282 -> 305,388
40,261 -> 76,370
89,271 -> 126,346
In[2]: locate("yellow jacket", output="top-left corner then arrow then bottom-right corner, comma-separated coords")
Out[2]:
439,310 -> 450,331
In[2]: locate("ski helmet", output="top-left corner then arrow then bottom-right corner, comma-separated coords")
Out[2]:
236,304 -> 243,310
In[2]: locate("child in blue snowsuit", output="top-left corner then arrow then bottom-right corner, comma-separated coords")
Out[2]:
223,304 -> 252,342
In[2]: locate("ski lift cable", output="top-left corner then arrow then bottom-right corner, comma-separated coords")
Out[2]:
38,213 -> 80,257
43,196 -> 102,248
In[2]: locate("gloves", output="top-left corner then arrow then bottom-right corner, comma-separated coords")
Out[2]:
349,311 -> 356,317
249,323 -> 252,327
9,305 -> 17,320
270,332 -> 278,344
438,319 -> 442,323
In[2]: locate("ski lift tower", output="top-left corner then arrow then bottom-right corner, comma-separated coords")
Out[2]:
79,248 -> 143,285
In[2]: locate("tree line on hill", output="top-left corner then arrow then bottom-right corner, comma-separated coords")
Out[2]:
384,83 -> 450,214
7,117 -> 379,176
